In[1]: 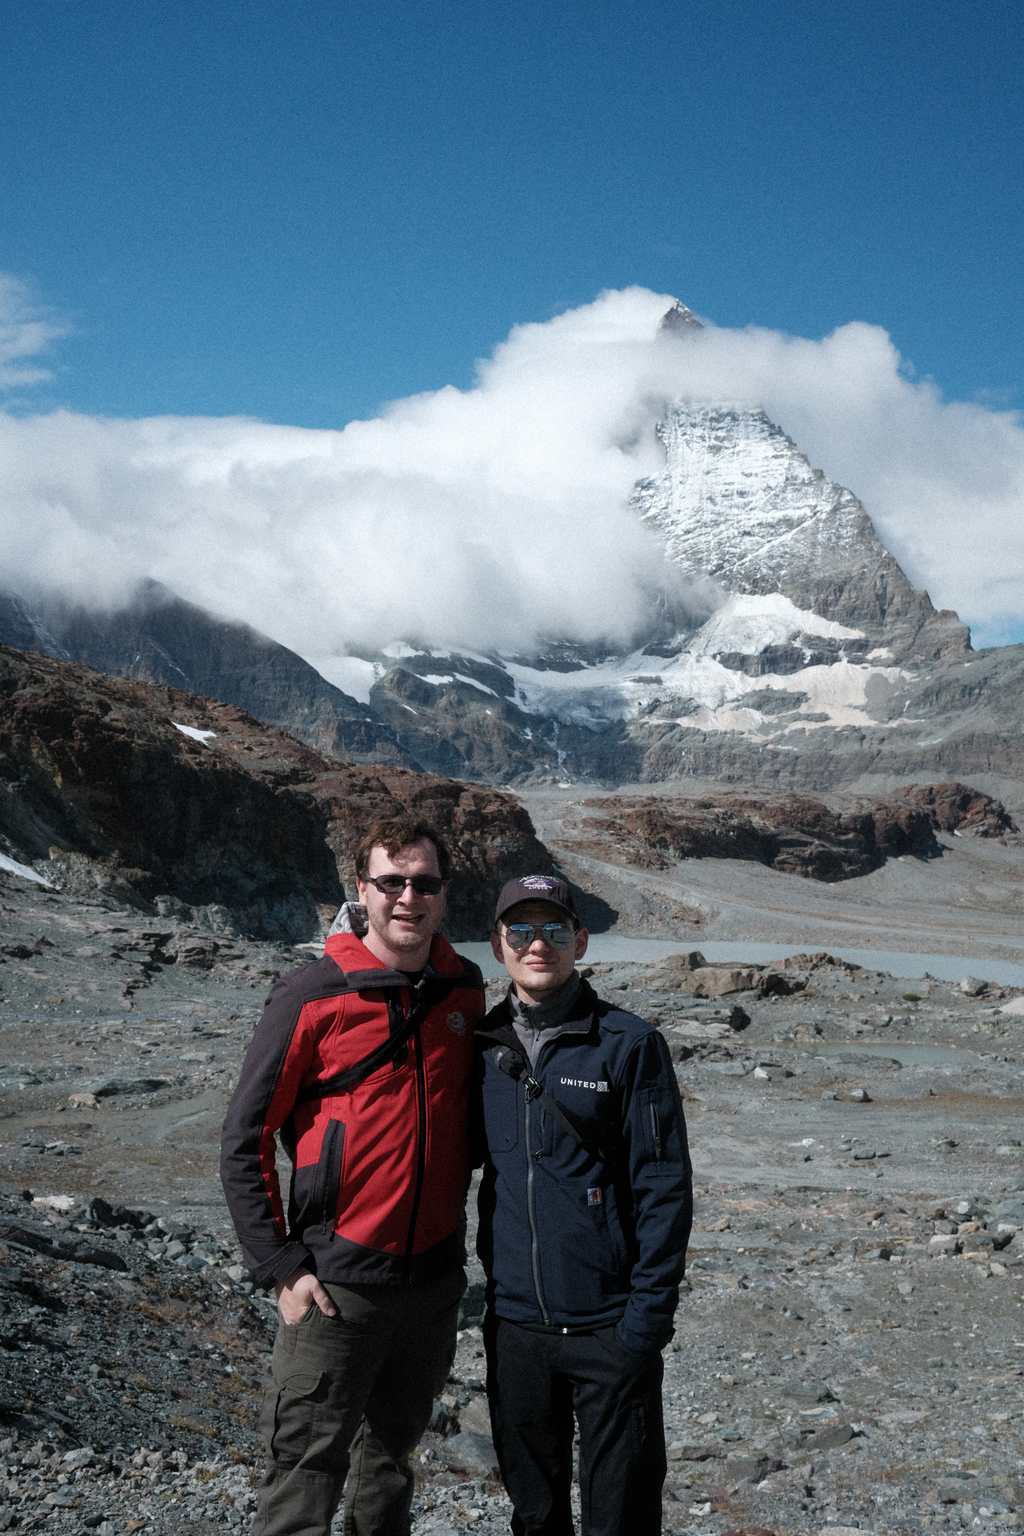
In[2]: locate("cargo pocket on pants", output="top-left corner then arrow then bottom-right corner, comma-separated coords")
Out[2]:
261,1365 -> 327,1466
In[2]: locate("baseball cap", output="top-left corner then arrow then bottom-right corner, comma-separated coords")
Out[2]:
494,874 -> 579,927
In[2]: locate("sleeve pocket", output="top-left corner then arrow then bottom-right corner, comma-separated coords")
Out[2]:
638,1088 -> 686,1168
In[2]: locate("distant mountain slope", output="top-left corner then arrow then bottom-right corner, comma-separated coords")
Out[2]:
0,584 -> 416,769
0,642 -> 551,939
631,404 -> 969,664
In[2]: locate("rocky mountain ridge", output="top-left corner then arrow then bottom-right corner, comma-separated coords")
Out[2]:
568,784 -> 1018,886
0,643 -> 549,940
0,584 -> 413,769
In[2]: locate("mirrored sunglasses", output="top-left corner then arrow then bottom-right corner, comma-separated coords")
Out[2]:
503,922 -> 575,950
364,874 -> 445,896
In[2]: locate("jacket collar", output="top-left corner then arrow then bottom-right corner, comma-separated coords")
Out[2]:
323,927 -> 466,985
477,973 -> 600,1051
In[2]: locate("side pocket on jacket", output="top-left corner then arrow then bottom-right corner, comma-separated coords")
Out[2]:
312,1118 -> 346,1238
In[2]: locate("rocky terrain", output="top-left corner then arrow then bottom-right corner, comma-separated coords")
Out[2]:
2,858 -> 1024,1535
519,778 -> 1024,965
0,643 -> 550,941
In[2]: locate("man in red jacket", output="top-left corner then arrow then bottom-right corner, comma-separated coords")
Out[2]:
221,817 -> 485,1536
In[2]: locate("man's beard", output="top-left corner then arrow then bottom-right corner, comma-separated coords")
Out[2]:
367,907 -> 434,952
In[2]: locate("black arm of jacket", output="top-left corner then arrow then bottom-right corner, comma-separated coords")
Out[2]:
614,1022 -> 693,1353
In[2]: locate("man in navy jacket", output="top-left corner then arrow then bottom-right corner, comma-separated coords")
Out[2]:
475,876 -> 692,1536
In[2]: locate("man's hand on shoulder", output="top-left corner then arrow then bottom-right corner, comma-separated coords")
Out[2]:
275,1266 -> 337,1324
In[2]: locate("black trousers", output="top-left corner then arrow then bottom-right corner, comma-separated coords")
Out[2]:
485,1316 -> 666,1536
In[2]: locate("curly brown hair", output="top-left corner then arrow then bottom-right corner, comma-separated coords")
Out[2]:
354,817 -> 452,884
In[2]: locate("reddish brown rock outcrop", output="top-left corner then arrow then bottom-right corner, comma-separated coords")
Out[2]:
0,644 -> 550,939
893,781 -> 1018,838
582,791 -> 940,883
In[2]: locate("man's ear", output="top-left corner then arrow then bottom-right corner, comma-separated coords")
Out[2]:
574,927 -> 589,962
489,931 -> 506,966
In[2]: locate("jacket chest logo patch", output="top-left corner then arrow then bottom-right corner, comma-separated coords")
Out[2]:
446,1011 -> 467,1036
560,1077 -> 609,1092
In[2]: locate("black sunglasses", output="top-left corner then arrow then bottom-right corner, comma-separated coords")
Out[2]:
502,922 -> 575,950
363,874 -> 445,897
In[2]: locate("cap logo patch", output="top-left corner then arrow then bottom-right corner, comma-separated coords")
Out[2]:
521,876 -> 556,890
446,1011 -> 467,1036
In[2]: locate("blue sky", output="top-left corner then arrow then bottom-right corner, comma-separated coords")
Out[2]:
2,0 -> 1022,428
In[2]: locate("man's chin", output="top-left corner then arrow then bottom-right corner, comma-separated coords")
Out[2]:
384,924 -> 430,951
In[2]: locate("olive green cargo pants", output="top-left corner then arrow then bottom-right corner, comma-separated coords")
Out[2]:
252,1269 -> 465,1536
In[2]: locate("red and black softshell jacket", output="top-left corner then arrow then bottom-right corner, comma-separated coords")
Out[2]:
220,930 -> 485,1288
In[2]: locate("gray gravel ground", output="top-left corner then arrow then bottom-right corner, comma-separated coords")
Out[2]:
2,865 -> 1023,1535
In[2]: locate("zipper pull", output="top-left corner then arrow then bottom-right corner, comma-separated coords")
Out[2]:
650,1103 -> 662,1160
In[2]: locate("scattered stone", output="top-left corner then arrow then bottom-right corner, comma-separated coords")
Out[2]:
671,1444 -> 727,1461
804,1423 -> 855,1451
783,1383 -> 835,1405
725,1455 -> 783,1482
929,1234 -> 960,1255
441,1431 -> 500,1477
79,1077 -> 174,1099
960,976 -> 987,995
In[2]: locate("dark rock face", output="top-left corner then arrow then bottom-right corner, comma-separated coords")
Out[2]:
0,643 -> 550,939
893,781 -> 1019,837
579,792 -> 941,883
369,667 -> 561,783
0,645 -> 341,938
0,582 -> 415,769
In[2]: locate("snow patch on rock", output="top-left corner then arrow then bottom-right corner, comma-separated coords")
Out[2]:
687,592 -> 864,657
0,853 -> 56,888
172,722 -> 216,744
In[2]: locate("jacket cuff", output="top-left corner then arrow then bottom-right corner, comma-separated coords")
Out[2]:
617,1305 -> 671,1356
251,1241 -> 315,1290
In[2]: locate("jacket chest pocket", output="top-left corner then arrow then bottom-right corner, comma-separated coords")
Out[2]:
484,1058 -> 519,1153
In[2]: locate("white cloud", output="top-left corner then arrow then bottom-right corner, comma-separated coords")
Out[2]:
0,274 -> 72,390
1,282 -> 1023,661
